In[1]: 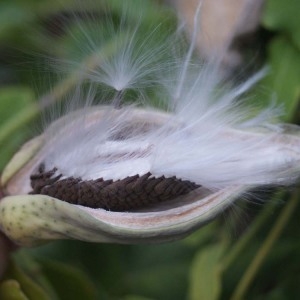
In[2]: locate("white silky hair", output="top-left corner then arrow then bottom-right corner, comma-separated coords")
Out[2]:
41,0 -> 300,191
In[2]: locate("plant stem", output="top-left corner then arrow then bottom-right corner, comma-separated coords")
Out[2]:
221,193 -> 282,272
230,190 -> 299,300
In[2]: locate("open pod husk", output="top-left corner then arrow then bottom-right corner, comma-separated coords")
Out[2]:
0,186 -> 244,246
1,106 -> 300,247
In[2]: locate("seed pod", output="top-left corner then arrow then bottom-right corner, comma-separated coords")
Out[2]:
1,106 -> 300,247
1,1 -> 300,247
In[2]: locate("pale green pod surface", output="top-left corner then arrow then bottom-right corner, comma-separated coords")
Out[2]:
1,136 -> 43,189
0,187 -> 244,246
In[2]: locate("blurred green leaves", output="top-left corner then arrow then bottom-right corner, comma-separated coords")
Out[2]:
0,87 -> 36,169
261,0 -> 300,121
188,243 -> 225,300
0,280 -> 29,300
263,0 -> 300,49
0,2 -> 33,41
264,37 -> 300,120
35,260 -> 97,300
1,261 -> 50,300
1,256 -> 98,300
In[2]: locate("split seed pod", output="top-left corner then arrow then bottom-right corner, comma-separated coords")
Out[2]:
1,103 -> 300,246
1,2 -> 300,247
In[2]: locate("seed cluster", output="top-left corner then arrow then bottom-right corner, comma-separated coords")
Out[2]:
29,163 -> 199,211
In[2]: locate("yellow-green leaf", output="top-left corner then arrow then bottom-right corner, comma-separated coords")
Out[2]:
0,279 -> 28,300
4,261 -> 50,300
188,243 -> 225,300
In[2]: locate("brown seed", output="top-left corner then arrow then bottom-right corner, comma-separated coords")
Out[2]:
29,163 -> 200,211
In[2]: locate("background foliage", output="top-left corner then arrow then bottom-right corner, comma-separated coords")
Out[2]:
0,0 -> 300,299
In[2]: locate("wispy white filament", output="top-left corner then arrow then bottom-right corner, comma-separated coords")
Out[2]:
39,2 -> 300,194
174,1 -> 202,102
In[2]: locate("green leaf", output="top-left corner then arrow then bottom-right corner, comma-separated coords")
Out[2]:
183,222 -> 218,248
188,243 -> 225,300
260,37 -> 300,121
123,295 -> 154,300
37,259 -> 97,300
0,86 -> 36,170
263,0 -> 300,50
0,3 -> 33,40
4,261 -> 50,300
12,252 -> 60,300
0,279 -> 28,300
24,240 -> 194,300
0,87 -> 35,124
